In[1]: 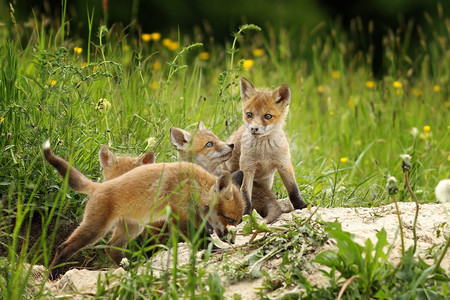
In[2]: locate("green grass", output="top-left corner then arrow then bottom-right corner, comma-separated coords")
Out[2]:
0,2 -> 449,298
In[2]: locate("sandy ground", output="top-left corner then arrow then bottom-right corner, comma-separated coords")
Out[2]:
31,202 -> 450,299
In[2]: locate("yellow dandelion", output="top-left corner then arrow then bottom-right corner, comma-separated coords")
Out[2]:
243,59 -> 254,70
50,80 -> 56,87
448,155 -> 450,162
150,81 -> 159,90
162,38 -> 172,47
393,81 -> 402,89
433,85 -> 440,92
412,88 -> 422,96
366,81 -> 375,88
423,125 -> 431,132
0,117 -> 4,122
199,52 -> 210,60
331,70 -> 340,79
141,33 -> 152,42
314,146 -> 320,150
317,85 -> 324,93
152,61 -> 162,70
340,157 -> 348,163
252,48 -> 265,57
168,41 -> 179,51
74,47 -> 83,54
329,111 -> 335,116
150,32 -> 161,41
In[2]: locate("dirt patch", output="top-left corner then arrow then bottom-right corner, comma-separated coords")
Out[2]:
30,202 -> 449,298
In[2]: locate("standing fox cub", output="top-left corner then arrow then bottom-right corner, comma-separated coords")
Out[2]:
171,121 -> 282,223
43,141 -> 244,279
224,77 -> 308,218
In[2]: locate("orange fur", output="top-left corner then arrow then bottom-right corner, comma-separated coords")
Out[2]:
173,122 -> 282,223
43,141 -> 244,279
224,77 -> 308,219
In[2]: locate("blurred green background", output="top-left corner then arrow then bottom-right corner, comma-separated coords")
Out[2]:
5,0 -> 449,76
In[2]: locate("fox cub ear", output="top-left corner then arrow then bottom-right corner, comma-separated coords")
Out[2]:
240,77 -> 256,102
136,151 -> 155,166
198,121 -> 206,131
170,127 -> 192,150
99,145 -> 118,168
215,173 -> 233,198
272,84 -> 291,107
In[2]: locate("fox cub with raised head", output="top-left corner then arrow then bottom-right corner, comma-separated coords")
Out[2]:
170,121 -> 235,173
171,121 -> 282,223
43,141 -> 244,279
224,77 -> 308,218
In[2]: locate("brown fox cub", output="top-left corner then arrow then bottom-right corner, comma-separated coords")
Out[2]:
43,143 -> 155,194
171,122 -> 281,223
43,141 -> 244,279
224,77 -> 308,218
99,145 -> 155,180
170,121 -> 234,173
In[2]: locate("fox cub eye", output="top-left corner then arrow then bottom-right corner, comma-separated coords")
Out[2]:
205,142 -> 214,148
228,218 -> 235,225
264,114 -> 272,120
246,112 -> 253,118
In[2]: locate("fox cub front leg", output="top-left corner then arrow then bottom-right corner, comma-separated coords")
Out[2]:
240,167 -> 255,215
278,164 -> 307,210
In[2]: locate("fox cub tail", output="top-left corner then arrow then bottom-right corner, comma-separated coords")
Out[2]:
43,140 -> 95,195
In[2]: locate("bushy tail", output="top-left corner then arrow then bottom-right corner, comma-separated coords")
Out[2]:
43,140 -> 95,195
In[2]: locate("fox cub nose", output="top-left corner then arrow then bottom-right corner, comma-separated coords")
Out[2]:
228,143 -> 234,149
250,127 -> 259,133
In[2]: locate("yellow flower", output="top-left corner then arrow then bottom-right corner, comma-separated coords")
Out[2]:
366,81 -> 375,88
95,98 -> 111,113
331,70 -> 340,79
433,85 -> 440,92
329,111 -> 335,116
423,125 -> 431,132
314,146 -> 319,150
317,85 -> 324,93
412,88 -> 422,96
152,61 -> 162,70
243,59 -> 254,70
393,81 -> 402,88
199,52 -> 210,60
141,33 -> 152,42
340,157 -> 348,163
162,38 -> 172,47
50,80 -> 56,87
150,32 -> 161,41
150,81 -> 159,90
252,48 -> 265,57
168,41 -> 179,51
0,117 -> 4,122
448,155 -> 450,162
74,47 -> 83,54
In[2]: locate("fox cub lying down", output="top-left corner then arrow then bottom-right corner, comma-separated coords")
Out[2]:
43,141 -> 244,279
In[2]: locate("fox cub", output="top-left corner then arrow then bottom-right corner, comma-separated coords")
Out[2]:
171,121 -> 282,223
170,121 -> 235,174
224,77 -> 308,218
43,141 -> 244,279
